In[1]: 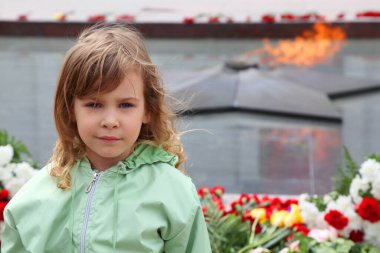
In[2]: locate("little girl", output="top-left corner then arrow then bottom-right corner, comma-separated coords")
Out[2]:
2,24 -> 211,253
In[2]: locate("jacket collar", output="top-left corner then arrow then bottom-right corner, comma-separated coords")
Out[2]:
79,143 -> 178,175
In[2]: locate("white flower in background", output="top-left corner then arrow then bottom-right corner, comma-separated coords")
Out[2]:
363,221 -> 380,247
323,195 -> 333,204
359,159 -> 380,183
299,198 -> 328,229
341,208 -> 362,237
5,177 -> 26,197
308,228 -> 338,242
350,175 -> 370,204
371,175 -> 380,199
0,170 -> 14,186
0,145 -> 14,166
326,195 -> 351,212
13,162 -> 37,181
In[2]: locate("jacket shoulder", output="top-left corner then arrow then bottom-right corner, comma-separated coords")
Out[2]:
5,163 -> 60,213
152,162 -> 199,204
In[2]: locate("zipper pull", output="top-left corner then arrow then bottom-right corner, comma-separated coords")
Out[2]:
85,172 -> 101,193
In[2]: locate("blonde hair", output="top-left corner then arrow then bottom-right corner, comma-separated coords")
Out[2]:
51,23 -> 186,189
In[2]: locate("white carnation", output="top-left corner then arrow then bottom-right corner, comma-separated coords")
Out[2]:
0,145 -> 14,166
299,200 -> 328,229
363,221 -> 380,247
0,170 -> 13,186
323,195 -> 333,204
359,159 -> 380,183
350,175 -> 369,204
370,175 -> 380,200
13,162 -> 36,181
341,209 -> 363,237
326,195 -> 352,213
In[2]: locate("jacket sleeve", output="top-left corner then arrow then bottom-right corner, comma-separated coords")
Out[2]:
164,204 -> 212,253
1,208 -> 29,253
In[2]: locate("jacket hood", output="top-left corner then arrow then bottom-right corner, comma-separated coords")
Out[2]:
79,143 -> 179,174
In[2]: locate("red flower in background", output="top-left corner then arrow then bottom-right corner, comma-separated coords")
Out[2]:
0,189 -> 9,200
284,199 -> 298,207
230,200 -> 243,213
242,210 -> 254,224
202,206 -> 207,214
324,210 -> 349,230
198,186 -> 210,198
0,201 -> 9,221
356,11 -> 380,18
210,185 -> 225,197
281,13 -> 297,21
262,14 -> 275,23
270,197 -> 284,210
239,193 -> 250,204
88,15 -> 106,22
208,16 -> 219,23
349,230 -> 364,243
183,17 -> 194,24
356,197 -> 380,223
250,194 -> 260,204
116,14 -> 135,23
292,223 -> 310,236
212,196 -> 225,211
18,14 -> 28,21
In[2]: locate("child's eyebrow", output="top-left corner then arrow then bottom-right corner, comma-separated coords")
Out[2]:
118,97 -> 140,101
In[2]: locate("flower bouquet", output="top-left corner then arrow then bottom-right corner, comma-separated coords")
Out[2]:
198,186 -> 305,253
0,130 -> 38,240
298,149 -> 380,248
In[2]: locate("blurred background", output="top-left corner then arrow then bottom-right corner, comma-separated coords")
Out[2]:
1,0 -> 380,194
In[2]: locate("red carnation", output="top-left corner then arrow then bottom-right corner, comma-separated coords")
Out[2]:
250,194 -> 260,204
281,13 -> 297,21
356,197 -> 380,223
242,210 -> 254,224
0,189 -> 9,200
0,201 -> 9,221
239,193 -> 250,204
356,11 -> 380,18
212,196 -> 225,211
349,230 -> 364,243
270,197 -> 284,210
210,185 -> 225,197
284,199 -> 298,208
292,223 -> 310,236
261,14 -> 275,23
88,15 -> 106,22
202,206 -> 207,214
18,14 -> 28,21
116,14 -> 135,23
208,16 -> 219,23
230,200 -> 243,213
183,17 -> 194,24
324,210 -> 349,230
197,186 -> 210,198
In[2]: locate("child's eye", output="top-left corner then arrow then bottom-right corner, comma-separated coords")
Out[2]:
120,103 -> 133,109
86,102 -> 101,108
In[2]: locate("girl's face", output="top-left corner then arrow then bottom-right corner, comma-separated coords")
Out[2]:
73,70 -> 150,171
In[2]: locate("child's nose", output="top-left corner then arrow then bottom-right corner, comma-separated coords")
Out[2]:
101,113 -> 120,128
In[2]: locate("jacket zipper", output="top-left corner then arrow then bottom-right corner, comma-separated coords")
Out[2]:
81,171 -> 102,253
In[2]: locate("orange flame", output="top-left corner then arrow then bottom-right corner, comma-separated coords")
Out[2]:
244,23 -> 346,68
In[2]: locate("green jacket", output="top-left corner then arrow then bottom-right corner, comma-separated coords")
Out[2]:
2,144 -> 212,253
